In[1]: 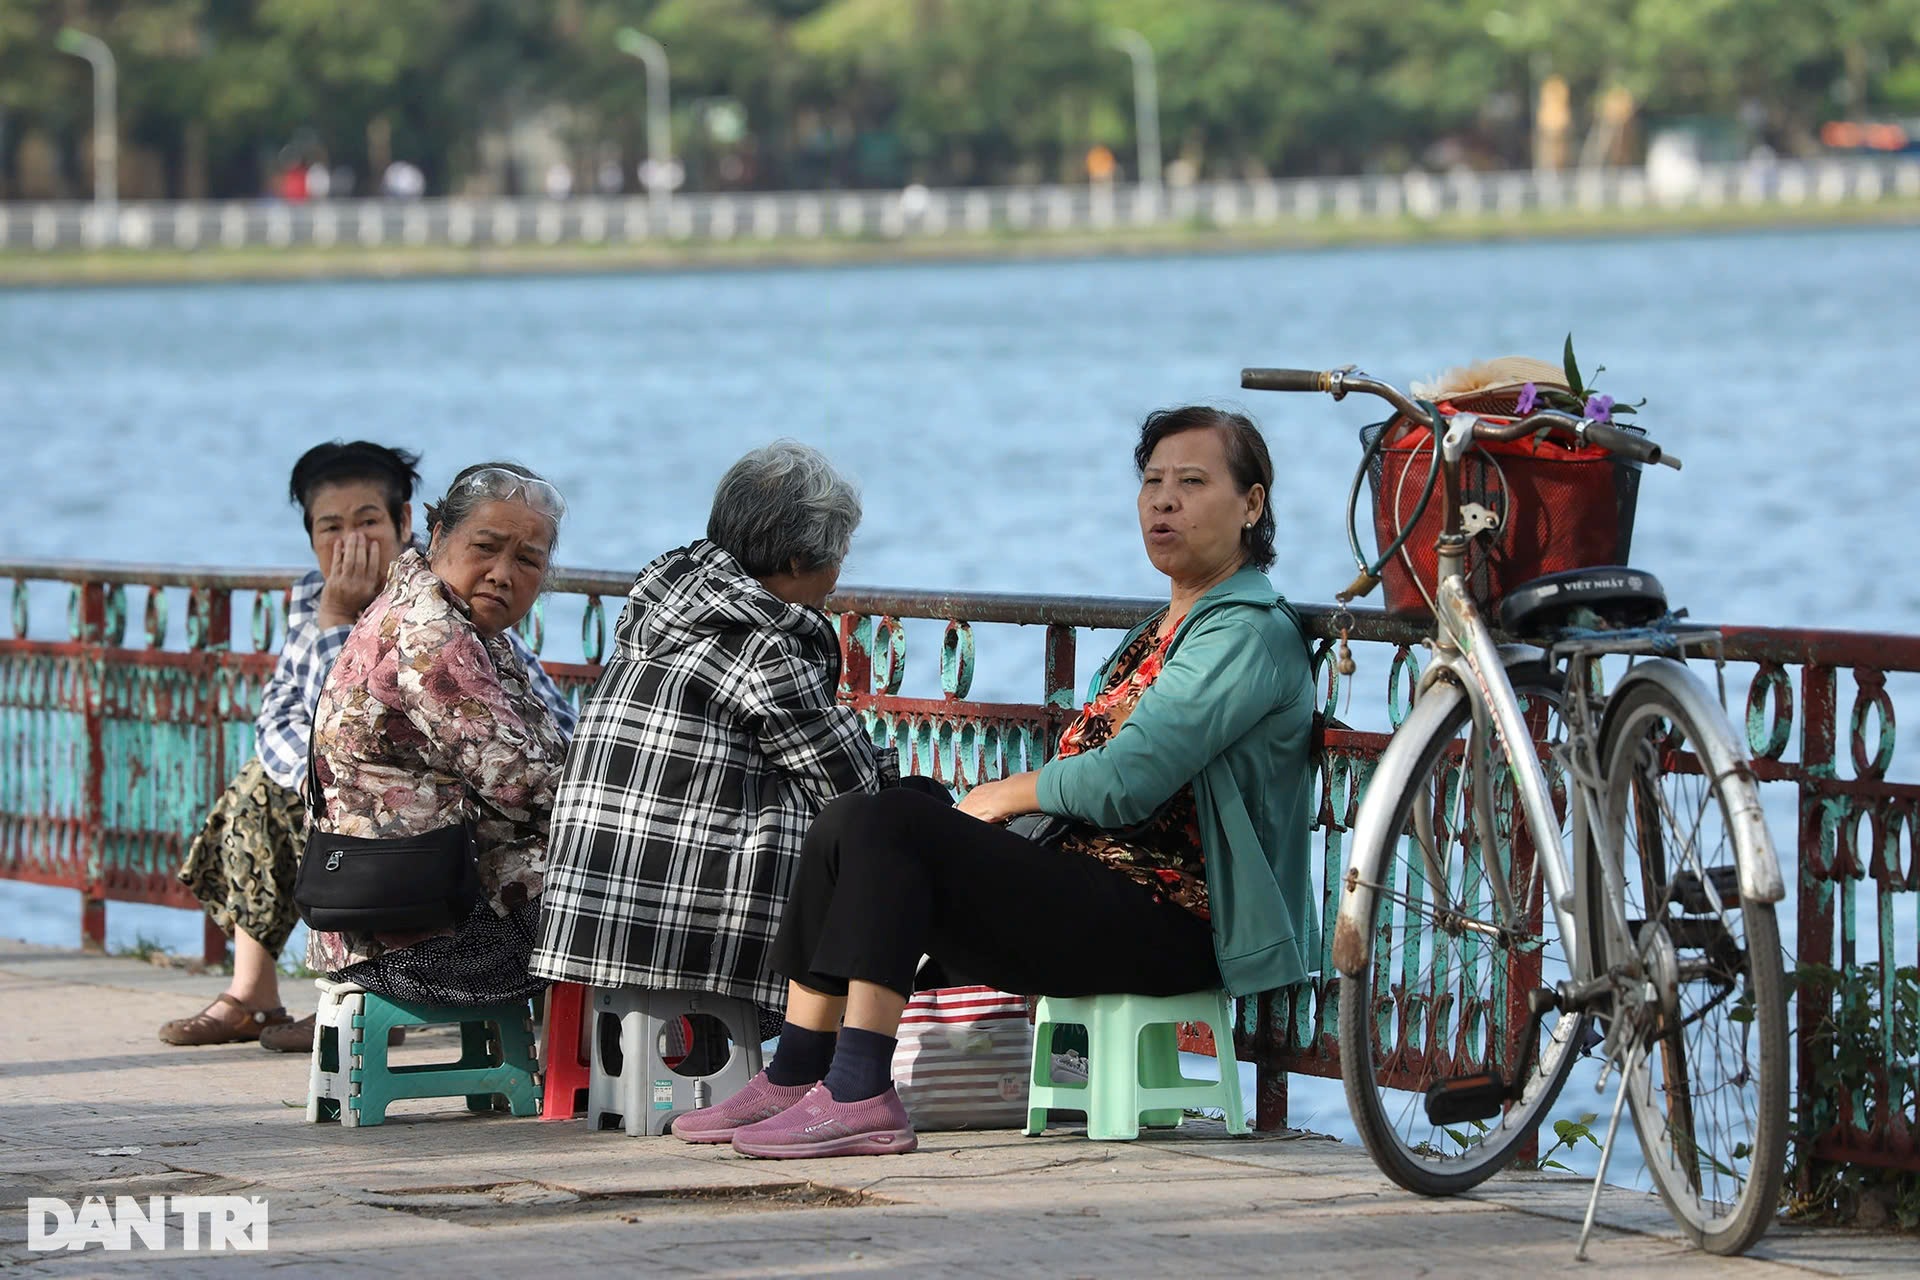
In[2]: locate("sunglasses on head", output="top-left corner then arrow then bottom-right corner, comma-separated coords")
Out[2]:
449,466 -> 567,520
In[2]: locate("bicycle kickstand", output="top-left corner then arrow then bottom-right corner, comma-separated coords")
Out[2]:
1575,1038 -> 1645,1262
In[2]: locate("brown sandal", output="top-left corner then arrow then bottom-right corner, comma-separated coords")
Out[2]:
158,994 -> 293,1046
258,1013 -> 316,1054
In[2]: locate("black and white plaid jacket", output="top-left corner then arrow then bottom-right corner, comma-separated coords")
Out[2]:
529,539 -> 894,1008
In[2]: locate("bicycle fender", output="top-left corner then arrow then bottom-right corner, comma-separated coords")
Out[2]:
1609,659 -> 1786,906
1332,676 -> 1471,978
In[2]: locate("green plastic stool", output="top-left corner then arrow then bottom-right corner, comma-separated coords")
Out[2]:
307,980 -> 542,1128
1025,990 -> 1248,1141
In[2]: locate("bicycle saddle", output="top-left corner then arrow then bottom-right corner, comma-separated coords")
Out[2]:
1498,566 -> 1668,639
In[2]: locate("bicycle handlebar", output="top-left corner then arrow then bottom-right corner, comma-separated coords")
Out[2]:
1240,365 -> 1681,470
1584,420 -> 1672,468
1239,367 -> 1328,393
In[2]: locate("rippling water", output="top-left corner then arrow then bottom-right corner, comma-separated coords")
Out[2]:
6,226 -> 1918,631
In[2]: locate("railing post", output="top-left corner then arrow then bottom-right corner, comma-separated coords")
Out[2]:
197,586 -> 237,969
1796,660 -> 1839,1192
79,582 -> 107,952
1041,623 -> 1076,756
1255,990 -> 1288,1131
838,613 -> 871,699
202,916 -> 229,967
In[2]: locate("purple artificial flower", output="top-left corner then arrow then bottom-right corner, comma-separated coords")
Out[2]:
1584,393 -> 1615,422
1515,382 -> 1538,415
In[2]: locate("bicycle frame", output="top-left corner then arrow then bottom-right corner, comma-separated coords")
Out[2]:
1332,555 -> 1605,986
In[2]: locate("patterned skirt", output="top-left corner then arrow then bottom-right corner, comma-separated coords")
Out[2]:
334,897 -> 546,1008
177,757 -> 305,955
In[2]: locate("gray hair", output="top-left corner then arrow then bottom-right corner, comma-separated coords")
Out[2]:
426,460 -> 567,557
707,441 -> 861,576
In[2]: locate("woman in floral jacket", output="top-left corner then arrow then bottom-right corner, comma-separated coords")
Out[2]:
307,461 -> 572,1006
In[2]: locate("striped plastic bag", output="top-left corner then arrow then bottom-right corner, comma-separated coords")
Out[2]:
891,986 -> 1034,1130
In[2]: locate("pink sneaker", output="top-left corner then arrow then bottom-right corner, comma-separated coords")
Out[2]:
670,1071 -> 813,1144
729,1084 -> 918,1159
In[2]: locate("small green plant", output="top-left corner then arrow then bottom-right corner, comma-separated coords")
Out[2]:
1440,1113 -> 1599,1173
1784,961 -> 1920,1231
112,934 -> 172,963
1534,1114 -> 1603,1172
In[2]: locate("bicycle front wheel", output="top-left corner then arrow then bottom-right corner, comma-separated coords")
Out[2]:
1339,665 -> 1589,1195
1594,672 -> 1788,1256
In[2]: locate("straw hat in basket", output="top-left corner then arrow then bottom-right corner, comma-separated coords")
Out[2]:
1411,355 -> 1567,416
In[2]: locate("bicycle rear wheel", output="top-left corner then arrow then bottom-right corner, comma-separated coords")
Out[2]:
1594,673 -> 1787,1256
1339,665 -> 1590,1195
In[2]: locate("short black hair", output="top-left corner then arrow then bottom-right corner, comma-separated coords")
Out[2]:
288,441 -> 423,534
1133,406 -> 1276,572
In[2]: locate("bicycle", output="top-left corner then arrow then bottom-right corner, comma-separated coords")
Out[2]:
1241,365 -> 1789,1257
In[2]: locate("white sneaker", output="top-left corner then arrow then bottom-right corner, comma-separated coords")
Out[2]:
1049,1050 -> 1090,1085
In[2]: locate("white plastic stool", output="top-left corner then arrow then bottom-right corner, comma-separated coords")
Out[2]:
307,980 -> 367,1126
587,987 -> 764,1136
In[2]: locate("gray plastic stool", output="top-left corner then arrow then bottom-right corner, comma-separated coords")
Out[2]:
587,987 -> 763,1136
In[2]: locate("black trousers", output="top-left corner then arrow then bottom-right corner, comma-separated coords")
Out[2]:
769,787 -> 1220,1001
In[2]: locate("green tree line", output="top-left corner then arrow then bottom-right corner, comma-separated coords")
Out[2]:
3,0 -> 1918,199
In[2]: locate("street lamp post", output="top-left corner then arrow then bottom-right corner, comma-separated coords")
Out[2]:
1107,28 -> 1161,191
55,27 -> 117,211
615,27 -> 673,208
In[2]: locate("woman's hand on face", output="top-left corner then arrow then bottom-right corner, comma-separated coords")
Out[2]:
317,532 -> 384,629
956,771 -> 1042,824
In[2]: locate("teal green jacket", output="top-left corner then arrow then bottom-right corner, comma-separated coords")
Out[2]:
1035,567 -> 1317,996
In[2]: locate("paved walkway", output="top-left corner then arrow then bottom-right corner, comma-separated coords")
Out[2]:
0,939 -> 1912,1277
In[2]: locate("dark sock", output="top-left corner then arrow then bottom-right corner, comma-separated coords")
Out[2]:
822,1026 -> 898,1103
765,1021 -> 836,1087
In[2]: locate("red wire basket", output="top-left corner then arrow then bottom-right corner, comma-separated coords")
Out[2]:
1362,397 -> 1644,618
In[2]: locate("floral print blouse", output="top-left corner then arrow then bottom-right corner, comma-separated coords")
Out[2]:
305,549 -> 568,973
1053,610 -> 1210,919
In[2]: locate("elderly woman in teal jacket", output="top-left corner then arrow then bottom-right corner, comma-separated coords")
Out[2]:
676,405 -> 1315,1160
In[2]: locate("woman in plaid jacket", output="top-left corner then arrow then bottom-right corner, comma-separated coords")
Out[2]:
530,443 -> 897,1020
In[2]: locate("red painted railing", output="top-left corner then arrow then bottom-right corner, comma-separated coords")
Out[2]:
2,556 -> 1914,1176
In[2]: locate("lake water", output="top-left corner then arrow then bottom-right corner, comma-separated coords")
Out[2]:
7,226 -> 1919,630
4,225 -> 1917,1182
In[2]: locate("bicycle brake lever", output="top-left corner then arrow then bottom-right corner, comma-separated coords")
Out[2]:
1442,414 -> 1477,463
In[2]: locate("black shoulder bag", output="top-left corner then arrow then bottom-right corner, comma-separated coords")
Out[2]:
292,748 -> 484,934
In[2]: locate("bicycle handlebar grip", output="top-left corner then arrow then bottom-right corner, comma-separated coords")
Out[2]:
1584,421 -> 1665,466
1240,367 -> 1327,393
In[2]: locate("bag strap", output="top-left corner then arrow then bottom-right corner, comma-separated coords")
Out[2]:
305,738 -> 326,823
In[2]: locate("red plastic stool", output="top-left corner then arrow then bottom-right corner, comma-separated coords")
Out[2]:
541,982 -> 591,1122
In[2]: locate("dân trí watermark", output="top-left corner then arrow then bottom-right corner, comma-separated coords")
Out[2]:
26,1195 -> 269,1252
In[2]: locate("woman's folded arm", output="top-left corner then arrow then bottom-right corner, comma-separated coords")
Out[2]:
743,639 -> 889,807
1037,615 -> 1297,828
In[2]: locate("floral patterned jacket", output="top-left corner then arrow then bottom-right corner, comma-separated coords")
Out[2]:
305,549 -> 569,973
